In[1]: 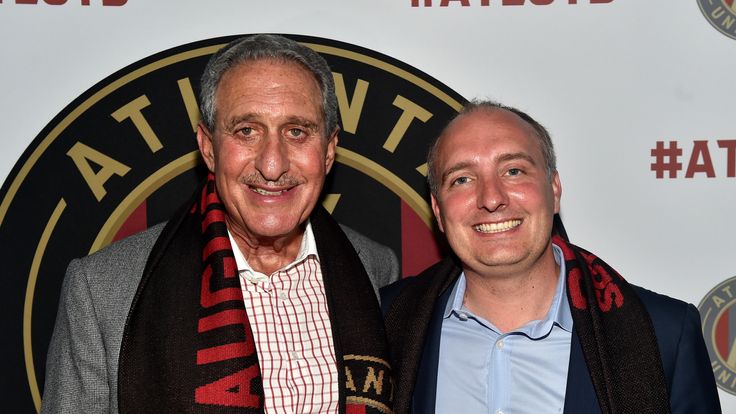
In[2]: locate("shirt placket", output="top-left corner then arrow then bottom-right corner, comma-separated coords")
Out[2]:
275,269 -> 302,414
490,332 -> 511,414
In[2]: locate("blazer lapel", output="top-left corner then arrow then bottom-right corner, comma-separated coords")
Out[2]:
411,282 -> 454,414
384,258 -> 461,414
563,328 -> 601,414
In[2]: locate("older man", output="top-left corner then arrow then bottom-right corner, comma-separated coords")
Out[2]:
42,34 -> 397,414
381,101 -> 720,414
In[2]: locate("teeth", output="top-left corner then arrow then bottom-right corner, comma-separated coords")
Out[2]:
474,220 -> 521,233
252,187 -> 285,196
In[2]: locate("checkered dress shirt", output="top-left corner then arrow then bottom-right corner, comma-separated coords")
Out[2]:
228,222 -> 338,414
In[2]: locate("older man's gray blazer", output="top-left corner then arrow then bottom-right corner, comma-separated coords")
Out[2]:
41,222 -> 399,414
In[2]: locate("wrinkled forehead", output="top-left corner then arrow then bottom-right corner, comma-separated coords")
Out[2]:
214,59 -> 326,126
217,58 -> 322,94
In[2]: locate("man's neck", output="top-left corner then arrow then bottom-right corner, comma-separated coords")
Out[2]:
227,222 -> 305,275
462,252 -> 561,333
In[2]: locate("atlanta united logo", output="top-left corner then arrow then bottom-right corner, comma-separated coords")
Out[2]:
0,34 -> 464,411
699,275 -> 736,395
698,0 -> 736,40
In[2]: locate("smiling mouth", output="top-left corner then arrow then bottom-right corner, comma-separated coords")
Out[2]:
474,220 -> 521,234
250,186 -> 292,196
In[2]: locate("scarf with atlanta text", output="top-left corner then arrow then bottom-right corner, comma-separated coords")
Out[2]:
118,174 -> 393,414
385,235 -> 670,414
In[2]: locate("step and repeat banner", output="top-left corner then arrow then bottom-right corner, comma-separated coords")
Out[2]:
1,1 -> 735,412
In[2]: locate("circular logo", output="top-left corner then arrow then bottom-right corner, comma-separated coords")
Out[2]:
698,275 -> 736,395
0,34 -> 465,411
698,0 -> 736,40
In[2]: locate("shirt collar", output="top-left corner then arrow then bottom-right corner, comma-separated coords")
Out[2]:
228,220 -> 320,277
443,243 -> 573,335
548,243 -> 573,332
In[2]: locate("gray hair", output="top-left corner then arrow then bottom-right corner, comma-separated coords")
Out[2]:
427,100 -> 557,196
199,34 -> 339,136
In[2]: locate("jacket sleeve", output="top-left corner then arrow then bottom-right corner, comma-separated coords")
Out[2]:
669,303 -> 721,414
363,241 -> 400,296
341,224 -> 400,300
41,258 -> 110,414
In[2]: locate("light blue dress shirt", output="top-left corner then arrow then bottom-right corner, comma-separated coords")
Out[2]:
436,244 -> 573,414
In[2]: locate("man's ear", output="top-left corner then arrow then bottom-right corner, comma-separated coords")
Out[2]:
324,128 -> 339,174
196,123 -> 216,172
552,170 -> 562,214
431,193 -> 445,233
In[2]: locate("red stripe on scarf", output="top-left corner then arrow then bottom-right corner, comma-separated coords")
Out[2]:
200,265 -> 243,307
195,366 -> 262,408
347,404 -> 367,414
202,208 -> 225,231
203,236 -> 232,261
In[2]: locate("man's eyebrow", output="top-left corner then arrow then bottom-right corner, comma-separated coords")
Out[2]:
440,161 -> 474,184
284,116 -> 320,131
223,113 -> 259,131
496,152 -> 537,166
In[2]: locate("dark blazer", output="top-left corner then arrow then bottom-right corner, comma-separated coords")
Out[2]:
381,257 -> 721,414
42,221 -> 399,414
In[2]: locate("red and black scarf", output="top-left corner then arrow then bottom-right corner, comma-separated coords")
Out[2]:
555,235 -> 670,413
385,235 -> 670,414
118,174 -> 393,414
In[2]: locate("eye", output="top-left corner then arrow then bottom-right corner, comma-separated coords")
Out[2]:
451,176 -> 470,186
507,168 -> 523,176
286,128 -> 306,138
238,126 -> 254,136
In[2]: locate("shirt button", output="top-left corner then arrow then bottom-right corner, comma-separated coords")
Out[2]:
279,292 -> 287,300
496,410 -> 504,414
458,312 -> 469,321
496,340 -> 504,350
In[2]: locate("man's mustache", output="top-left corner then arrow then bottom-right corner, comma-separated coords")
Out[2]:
240,173 -> 302,188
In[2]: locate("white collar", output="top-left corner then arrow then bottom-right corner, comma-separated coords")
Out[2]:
228,220 -> 319,283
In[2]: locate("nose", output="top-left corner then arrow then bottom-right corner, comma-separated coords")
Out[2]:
254,133 -> 290,181
477,175 -> 507,212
